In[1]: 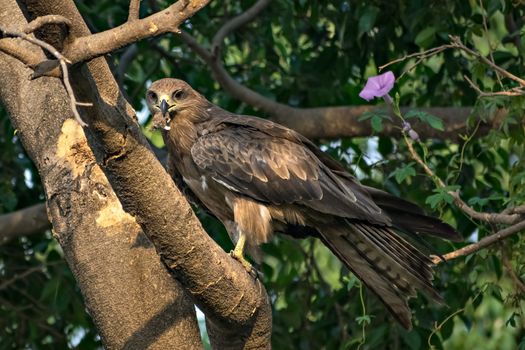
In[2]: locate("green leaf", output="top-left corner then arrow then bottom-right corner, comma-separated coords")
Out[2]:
391,163 -> 416,184
346,274 -> 358,291
425,187 -> 457,208
356,314 -> 372,325
405,110 -> 445,131
402,331 -> 422,350
414,26 -> 436,48
358,6 -> 379,37
425,193 -> 445,209
371,115 -> 383,132
357,109 -> 390,122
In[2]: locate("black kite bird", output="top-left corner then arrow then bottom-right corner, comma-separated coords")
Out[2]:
146,78 -> 461,329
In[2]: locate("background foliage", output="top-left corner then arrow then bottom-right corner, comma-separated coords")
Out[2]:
1,0 -> 524,349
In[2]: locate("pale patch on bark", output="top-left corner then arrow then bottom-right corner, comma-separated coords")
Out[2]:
148,22 -> 158,33
56,119 -> 95,178
96,199 -> 135,228
56,120 -> 135,229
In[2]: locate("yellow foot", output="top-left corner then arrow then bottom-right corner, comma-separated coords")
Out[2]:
230,250 -> 259,279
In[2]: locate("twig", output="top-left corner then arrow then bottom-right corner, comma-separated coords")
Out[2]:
500,247 -> 525,295
449,35 -> 525,87
379,45 -> 453,71
380,35 -> 525,97
479,0 -> 503,88
0,265 -> 45,290
23,15 -> 71,34
210,0 -> 271,56
0,26 -> 89,126
128,0 -> 141,22
116,43 -> 138,94
404,135 -> 523,225
464,75 -> 525,97
432,220 -> 525,264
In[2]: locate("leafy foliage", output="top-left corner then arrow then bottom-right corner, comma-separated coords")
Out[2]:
1,0 -> 525,349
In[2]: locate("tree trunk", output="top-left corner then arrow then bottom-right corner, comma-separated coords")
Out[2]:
0,2 -> 202,349
1,0 -> 272,348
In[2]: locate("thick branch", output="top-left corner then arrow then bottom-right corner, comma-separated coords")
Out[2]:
433,220 -> 525,264
179,28 -> 504,141
0,39 -> 43,68
60,0 -> 210,64
0,203 -> 50,245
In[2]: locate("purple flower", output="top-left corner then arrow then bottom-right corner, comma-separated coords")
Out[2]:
359,71 -> 395,101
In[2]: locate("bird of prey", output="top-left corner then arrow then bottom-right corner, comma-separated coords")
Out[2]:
146,78 -> 461,329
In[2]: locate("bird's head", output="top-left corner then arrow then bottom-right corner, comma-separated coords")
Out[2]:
146,78 -> 206,130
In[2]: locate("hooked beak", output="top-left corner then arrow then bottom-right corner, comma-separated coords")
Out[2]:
151,99 -> 173,131
160,99 -> 169,117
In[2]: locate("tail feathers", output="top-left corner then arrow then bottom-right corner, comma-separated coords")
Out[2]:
319,228 -> 413,329
364,186 -> 462,242
319,221 -> 444,329
387,208 -> 462,242
350,222 -> 442,301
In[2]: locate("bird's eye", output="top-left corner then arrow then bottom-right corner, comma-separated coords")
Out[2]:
172,90 -> 186,100
147,91 -> 158,102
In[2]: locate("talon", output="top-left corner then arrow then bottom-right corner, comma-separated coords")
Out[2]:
229,227 -> 260,278
230,249 -> 259,278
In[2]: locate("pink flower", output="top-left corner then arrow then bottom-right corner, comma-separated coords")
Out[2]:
359,71 -> 395,101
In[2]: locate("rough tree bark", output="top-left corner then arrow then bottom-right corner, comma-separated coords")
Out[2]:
0,2 -> 202,349
1,0 -> 272,348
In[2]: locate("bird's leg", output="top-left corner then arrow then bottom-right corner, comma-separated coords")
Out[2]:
230,230 -> 258,278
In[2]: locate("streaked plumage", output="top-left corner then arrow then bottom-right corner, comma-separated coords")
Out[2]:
146,78 -> 461,329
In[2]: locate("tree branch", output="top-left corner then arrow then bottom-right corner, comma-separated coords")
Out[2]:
177,9 -> 503,141
0,25 -> 89,126
381,35 -> 525,96
116,43 -> 138,97
501,248 -> 525,295
403,133 -> 524,224
59,0 -> 209,64
128,0 -> 141,22
0,39 -> 52,74
0,203 -> 50,245
433,220 -> 525,264
0,265 -> 45,290
24,15 -> 71,34
210,0 -> 271,55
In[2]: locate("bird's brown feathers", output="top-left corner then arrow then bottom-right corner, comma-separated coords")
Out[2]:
146,78 -> 462,329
